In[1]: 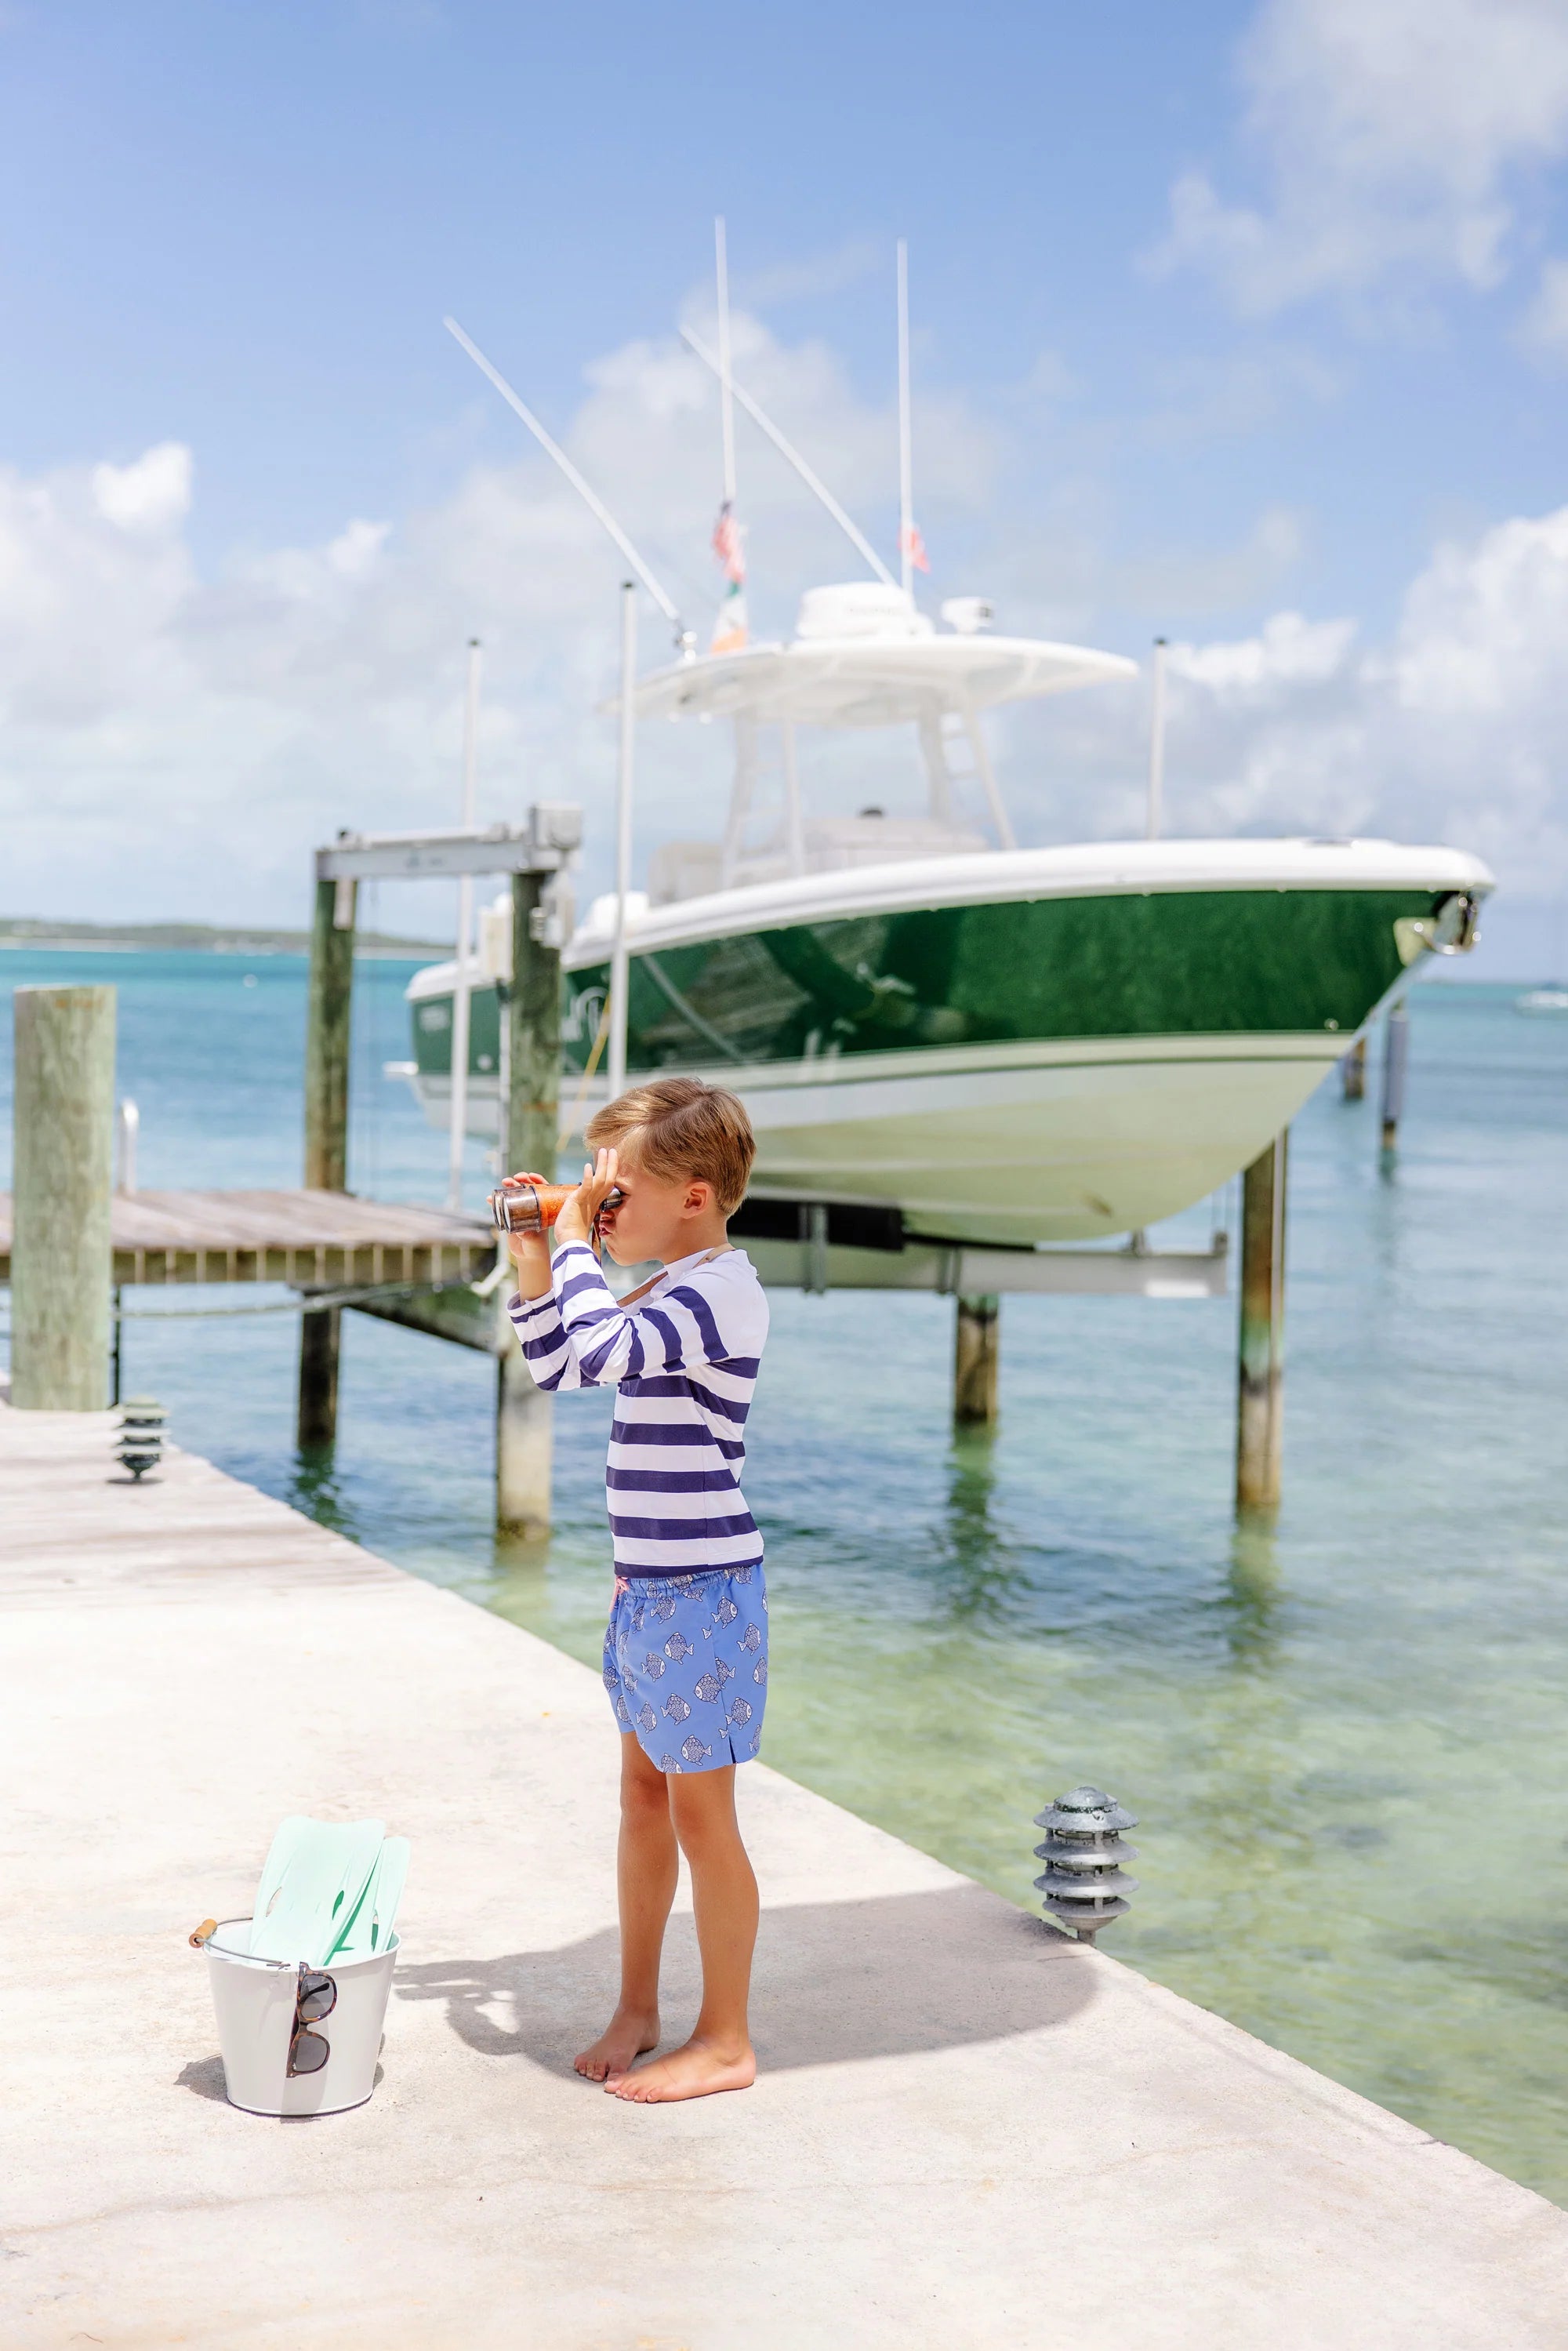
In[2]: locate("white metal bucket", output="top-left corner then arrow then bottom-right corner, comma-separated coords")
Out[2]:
204,1919 -> 399,2117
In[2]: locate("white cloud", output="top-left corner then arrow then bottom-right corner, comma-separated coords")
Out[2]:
4,319 -> 1566,938
1105,507 -> 1568,893
90,441 -> 193,532
1174,609 -> 1356,692
0,318 -> 996,928
1151,0 -> 1568,314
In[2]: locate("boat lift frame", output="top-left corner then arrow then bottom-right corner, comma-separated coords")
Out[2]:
299,806 -> 1284,1543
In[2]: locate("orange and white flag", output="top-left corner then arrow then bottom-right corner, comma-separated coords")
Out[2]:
712,500 -> 746,586
711,580 -> 748,654
710,498 -> 748,649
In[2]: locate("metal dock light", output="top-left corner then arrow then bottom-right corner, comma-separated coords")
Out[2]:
1033,1785 -> 1138,1942
114,1398 -> 166,1483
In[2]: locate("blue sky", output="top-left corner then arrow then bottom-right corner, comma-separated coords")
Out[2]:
3,0 -> 1567,968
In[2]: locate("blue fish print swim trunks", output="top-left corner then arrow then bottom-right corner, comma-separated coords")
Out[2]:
604,1566 -> 768,1772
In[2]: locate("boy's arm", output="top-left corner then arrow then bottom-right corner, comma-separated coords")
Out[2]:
506,1284 -> 584,1390
551,1241 -> 764,1387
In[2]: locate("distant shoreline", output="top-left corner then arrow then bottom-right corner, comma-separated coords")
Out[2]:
0,918 -> 443,961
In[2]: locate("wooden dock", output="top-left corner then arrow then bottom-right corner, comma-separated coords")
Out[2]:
0,1188 -> 494,1288
3,1395 -> 1567,2349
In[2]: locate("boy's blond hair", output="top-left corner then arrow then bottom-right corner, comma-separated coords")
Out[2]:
587,1077 -> 755,1216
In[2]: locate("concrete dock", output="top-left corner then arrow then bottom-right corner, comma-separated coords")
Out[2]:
3,1397 -> 1566,2349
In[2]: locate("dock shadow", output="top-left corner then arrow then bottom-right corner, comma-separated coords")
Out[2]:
395,1882 -> 1094,2077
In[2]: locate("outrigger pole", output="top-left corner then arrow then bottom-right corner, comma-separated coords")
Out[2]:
443,316 -> 687,645
897,239 -> 915,599
444,314 -> 691,1125
681,326 -> 898,588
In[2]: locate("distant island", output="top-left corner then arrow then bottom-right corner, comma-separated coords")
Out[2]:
0,916 -> 445,960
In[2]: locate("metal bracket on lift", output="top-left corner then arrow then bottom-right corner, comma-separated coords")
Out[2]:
315,807 -> 583,884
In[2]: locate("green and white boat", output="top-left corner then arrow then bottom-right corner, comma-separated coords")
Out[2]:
401,582 -> 1490,1244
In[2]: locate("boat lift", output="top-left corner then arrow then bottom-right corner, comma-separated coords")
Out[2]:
296,806 -> 1278,1539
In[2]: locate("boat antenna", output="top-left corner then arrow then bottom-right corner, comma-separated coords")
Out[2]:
681,326 -> 898,587
896,241 -> 928,594
717,217 -> 738,512
709,221 -> 749,652
1147,638 -> 1168,842
443,315 -> 689,649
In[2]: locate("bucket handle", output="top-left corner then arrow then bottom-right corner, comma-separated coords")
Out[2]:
189,1917 -> 301,1972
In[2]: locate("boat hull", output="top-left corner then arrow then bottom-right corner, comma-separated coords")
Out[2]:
401,843 -> 1490,1241
405,1034 -> 1341,1241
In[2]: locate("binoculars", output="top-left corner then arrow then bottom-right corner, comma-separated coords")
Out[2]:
487,1179 -> 624,1235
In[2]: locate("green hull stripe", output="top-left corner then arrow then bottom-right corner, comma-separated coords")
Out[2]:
408,983 -> 503,1080
411,888 -> 1440,1081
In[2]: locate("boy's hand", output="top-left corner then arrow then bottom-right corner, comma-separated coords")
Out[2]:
498,1172 -> 553,1294
555,1147 -> 620,1252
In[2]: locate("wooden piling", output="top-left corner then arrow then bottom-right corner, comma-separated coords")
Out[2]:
953,1294 -> 1000,1425
1340,1034 -> 1367,1100
11,984 -> 116,1410
495,867 -> 562,1535
303,874 -> 356,1190
298,874 -> 356,1445
504,869 -> 561,1176
297,1306 -> 343,1449
495,1317 -> 552,1539
1236,1132 -> 1287,1513
1380,1001 -> 1409,1157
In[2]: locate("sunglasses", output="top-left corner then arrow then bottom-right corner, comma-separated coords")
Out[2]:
288,1966 -> 338,2077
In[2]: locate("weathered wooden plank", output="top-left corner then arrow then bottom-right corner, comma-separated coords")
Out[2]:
0,1188 -> 493,1285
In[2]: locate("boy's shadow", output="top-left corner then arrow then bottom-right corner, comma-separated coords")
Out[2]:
395,1882 -> 1095,2075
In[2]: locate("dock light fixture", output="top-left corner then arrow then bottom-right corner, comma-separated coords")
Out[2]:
1033,1785 -> 1138,1942
114,1398 -> 166,1483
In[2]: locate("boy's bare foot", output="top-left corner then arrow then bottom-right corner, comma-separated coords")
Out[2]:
605,2034 -> 756,2102
574,2007 -> 659,2083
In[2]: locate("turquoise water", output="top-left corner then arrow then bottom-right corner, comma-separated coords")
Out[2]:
3,948 -> 1567,2200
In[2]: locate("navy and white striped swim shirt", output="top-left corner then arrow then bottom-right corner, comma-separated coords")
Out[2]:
506,1241 -> 768,1579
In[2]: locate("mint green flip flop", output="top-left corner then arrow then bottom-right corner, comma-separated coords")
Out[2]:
371,1836 -> 409,1951
249,1818 -> 385,1967
332,1835 -> 409,1960
252,1816 -> 315,1936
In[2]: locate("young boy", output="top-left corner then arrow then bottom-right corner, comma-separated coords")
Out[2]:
501,1076 -> 769,2104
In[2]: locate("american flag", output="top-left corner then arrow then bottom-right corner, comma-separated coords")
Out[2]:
712,500 -> 746,585
900,521 -> 931,575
